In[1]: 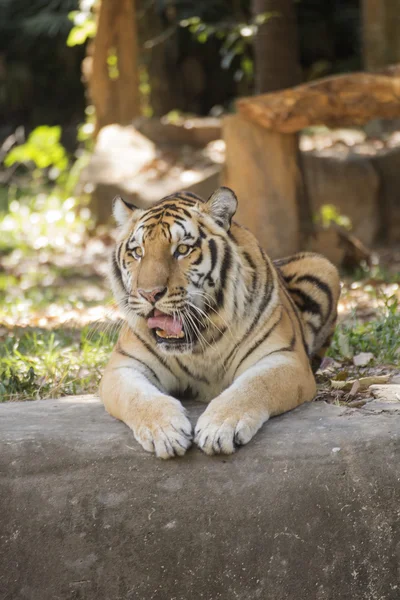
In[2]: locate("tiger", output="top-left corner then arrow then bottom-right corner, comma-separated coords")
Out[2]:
100,187 -> 340,459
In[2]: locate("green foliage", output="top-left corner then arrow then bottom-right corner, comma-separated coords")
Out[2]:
2,120 -> 94,238
0,327 -> 117,402
67,1 -> 97,47
0,366 -> 36,401
5,126 -> 68,176
2,0 -> 78,45
1,122 -> 94,254
315,204 -> 352,230
67,19 -> 96,46
107,48 -> 120,80
179,12 -> 277,82
329,295 -> 400,365
0,192 -> 93,255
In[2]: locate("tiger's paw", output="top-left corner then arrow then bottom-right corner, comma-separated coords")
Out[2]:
194,409 -> 267,456
132,407 -> 193,459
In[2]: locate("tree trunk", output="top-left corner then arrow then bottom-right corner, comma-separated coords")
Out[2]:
223,115 -> 301,258
252,0 -> 302,94
223,0 -> 309,256
363,0 -> 400,70
90,0 -> 140,135
139,1 -> 183,117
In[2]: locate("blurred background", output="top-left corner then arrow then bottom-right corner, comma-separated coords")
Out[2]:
0,0 -> 399,403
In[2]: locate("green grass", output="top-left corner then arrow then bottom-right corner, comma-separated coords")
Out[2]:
0,326 -> 118,402
329,295 -> 400,365
0,178 -> 117,402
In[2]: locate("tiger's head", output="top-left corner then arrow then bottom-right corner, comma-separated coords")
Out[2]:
110,187 -> 239,354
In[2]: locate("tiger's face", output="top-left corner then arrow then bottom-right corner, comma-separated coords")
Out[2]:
111,187 -> 238,354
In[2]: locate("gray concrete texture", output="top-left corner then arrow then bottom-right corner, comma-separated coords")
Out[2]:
1,396 -> 399,600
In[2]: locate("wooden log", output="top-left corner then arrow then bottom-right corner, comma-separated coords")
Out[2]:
237,69 -> 400,133
222,114 -> 302,257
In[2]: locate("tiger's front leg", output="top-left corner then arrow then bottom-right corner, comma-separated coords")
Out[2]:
194,354 -> 316,455
100,351 -> 192,459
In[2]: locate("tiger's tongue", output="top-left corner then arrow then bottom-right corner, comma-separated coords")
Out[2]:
147,310 -> 183,336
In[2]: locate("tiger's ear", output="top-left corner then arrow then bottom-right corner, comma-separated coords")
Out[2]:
112,195 -> 139,226
204,187 -> 238,231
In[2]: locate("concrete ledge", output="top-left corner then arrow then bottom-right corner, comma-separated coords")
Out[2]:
1,397 -> 399,600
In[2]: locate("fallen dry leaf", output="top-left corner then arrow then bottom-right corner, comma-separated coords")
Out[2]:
331,374 -> 390,391
334,370 -> 349,381
349,380 -> 361,396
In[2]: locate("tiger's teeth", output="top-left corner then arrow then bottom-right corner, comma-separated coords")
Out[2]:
156,329 -> 168,338
156,329 -> 185,340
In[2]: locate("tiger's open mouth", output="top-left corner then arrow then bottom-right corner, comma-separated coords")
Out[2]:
147,309 -> 186,345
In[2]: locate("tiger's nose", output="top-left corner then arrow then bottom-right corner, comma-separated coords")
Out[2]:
138,287 -> 167,304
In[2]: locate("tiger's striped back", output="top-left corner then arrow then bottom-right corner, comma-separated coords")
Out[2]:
274,253 -> 340,372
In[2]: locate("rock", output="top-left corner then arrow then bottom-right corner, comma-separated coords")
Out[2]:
370,384 -> 400,403
83,124 -> 157,187
180,166 -> 221,201
1,396 -> 400,600
361,400 -> 400,414
308,227 -> 346,266
371,146 -> 400,242
80,125 -> 156,222
301,150 -> 380,246
80,124 -> 222,223
135,116 -> 222,147
308,225 -> 372,268
353,352 -> 374,367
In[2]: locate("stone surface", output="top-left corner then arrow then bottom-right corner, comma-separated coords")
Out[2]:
301,150 -> 380,246
307,227 -> 346,266
371,147 -> 400,242
370,384 -> 400,403
80,124 -> 222,223
135,116 -> 221,147
1,396 -> 400,600
82,125 -> 157,190
307,225 -> 372,268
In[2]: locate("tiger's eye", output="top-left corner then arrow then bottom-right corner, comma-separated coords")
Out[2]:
133,247 -> 143,259
177,244 -> 190,255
